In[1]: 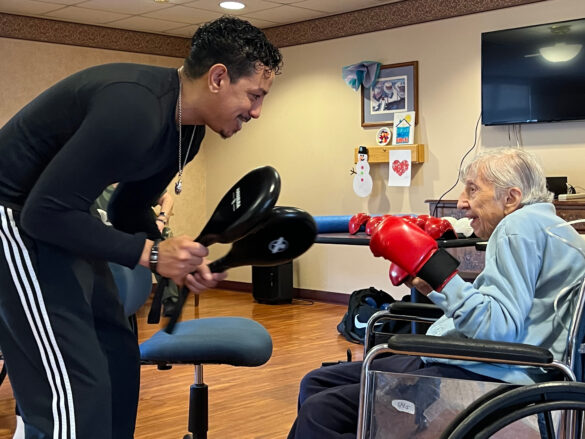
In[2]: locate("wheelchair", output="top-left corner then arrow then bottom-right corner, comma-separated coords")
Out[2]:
356,276 -> 585,439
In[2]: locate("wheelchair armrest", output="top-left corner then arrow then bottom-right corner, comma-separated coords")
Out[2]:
386,334 -> 554,365
388,302 -> 444,319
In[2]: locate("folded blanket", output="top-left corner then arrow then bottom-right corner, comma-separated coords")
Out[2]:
342,61 -> 381,91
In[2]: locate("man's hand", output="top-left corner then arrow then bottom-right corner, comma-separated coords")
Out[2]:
140,235 -> 208,280
182,260 -> 228,294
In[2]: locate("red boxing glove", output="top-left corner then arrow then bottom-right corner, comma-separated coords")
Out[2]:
370,216 -> 459,291
401,215 -> 417,227
349,213 -> 370,234
389,262 -> 409,286
413,214 -> 430,230
424,217 -> 457,240
365,216 -> 384,235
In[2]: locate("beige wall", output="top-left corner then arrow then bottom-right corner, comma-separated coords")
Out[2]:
0,38 -> 208,239
203,0 -> 585,297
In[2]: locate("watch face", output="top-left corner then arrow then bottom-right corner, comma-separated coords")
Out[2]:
376,127 -> 392,145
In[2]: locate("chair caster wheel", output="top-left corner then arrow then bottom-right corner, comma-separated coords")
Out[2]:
182,434 -> 192,439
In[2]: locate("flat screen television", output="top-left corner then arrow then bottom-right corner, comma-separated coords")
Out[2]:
481,18 -> 585,126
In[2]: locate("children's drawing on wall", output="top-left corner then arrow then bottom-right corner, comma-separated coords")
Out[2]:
392,111 -> 416,145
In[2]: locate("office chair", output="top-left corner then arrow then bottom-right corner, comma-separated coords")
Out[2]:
357,276 -> 585,439
109,263 -> 273,439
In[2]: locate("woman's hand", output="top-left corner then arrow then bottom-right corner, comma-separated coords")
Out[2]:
404,276 -> 434,296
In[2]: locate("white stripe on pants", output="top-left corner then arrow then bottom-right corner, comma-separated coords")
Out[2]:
0,206 -> 76,439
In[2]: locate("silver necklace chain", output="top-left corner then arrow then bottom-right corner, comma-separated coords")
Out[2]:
175,71 -> 196,195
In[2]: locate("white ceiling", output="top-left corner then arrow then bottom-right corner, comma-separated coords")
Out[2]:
0,0 -> 405,38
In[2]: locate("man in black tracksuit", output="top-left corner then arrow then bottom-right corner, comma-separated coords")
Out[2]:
0,16 -> 282,438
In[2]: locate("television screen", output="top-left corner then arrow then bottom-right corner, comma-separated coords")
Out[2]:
481,18 -> 585,126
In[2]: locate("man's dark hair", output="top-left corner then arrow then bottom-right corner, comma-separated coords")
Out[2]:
184,16 -> 283,81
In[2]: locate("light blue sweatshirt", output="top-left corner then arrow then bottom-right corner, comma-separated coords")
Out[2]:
424,203 -> 585,384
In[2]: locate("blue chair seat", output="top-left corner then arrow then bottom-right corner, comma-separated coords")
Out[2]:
140,317 -> 272,366
109,262 -> 273,437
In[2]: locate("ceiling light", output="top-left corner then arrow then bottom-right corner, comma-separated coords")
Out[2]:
538,24 -> 583,63
539,42 -> 583,63
220,1 -> 245,10
154,0 -> 169,3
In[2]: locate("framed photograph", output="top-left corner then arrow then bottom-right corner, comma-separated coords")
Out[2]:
361,61 -> 418,128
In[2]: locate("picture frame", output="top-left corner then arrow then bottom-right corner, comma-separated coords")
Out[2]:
361,61 -> 418,128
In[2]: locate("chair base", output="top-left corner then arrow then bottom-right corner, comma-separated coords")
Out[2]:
188,382 -> 208,438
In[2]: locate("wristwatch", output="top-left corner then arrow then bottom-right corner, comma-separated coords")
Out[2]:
149,239 -> 161,273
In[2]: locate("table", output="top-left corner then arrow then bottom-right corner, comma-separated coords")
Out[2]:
315,233 -> 370,245
316,232 -> 485,250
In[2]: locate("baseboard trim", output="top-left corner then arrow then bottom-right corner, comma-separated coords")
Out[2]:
217,280 -> 252,293
294,288 -> 350,305
216,280 -> 350,305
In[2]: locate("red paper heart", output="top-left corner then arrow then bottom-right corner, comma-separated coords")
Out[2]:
392,160 -> 409,176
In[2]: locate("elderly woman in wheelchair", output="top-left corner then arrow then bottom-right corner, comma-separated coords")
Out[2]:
287,148 -> 585,439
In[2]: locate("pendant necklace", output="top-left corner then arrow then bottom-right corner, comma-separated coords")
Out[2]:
175,71 -> 196,195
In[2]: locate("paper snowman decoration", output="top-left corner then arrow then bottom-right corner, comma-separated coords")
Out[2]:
353,146 -> 373,197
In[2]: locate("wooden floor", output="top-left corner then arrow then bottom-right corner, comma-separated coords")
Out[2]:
0,288 -> 363,439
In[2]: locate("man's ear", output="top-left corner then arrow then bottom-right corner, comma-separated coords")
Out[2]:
208,64 -> 228,93
504,187 -> 522,214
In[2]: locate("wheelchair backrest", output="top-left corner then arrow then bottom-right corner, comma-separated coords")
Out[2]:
565,277 -> 585,382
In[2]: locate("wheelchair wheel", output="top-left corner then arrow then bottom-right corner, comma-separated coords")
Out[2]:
441,381 -> 585,439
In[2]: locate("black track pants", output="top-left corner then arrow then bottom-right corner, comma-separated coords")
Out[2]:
0,205 -> 140,439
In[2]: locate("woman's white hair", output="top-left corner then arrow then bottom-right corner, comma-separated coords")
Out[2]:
460,148 -> 553,205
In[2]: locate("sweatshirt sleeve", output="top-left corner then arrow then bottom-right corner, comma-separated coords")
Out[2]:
428,231 -> 541,342
20,83 -> 167,267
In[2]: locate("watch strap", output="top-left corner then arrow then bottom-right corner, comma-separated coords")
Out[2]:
149,239 -> 161,274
